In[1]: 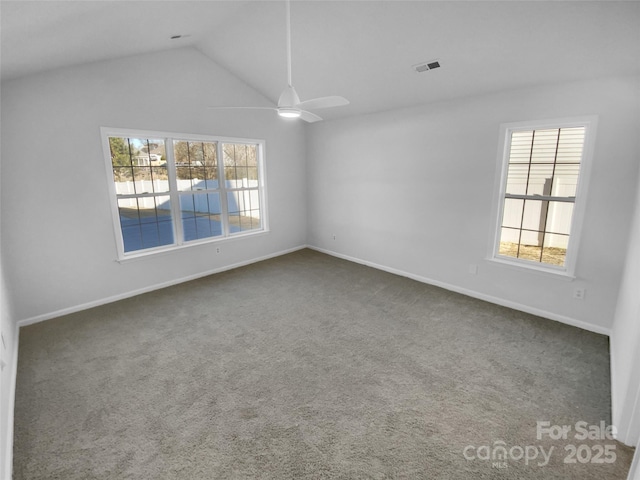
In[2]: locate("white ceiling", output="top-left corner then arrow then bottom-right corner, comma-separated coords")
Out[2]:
2,0 -> 640,120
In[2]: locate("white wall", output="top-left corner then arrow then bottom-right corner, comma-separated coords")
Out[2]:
0,255 -> 17,480
0,47 -> 307,323
307,75 -> 640,333
0,150 -> 18,479
611,161 -> 640,447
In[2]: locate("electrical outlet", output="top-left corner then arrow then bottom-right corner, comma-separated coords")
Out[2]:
573,288 -> 585,300
216,247 -> 221,254
468,264 -> 478,275
332,234 -> 336,241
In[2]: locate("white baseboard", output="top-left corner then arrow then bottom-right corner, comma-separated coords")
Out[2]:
17,245 -> 307,328
308,245 -> 611,337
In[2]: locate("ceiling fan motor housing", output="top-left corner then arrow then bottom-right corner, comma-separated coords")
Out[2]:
278,85 -> 301,108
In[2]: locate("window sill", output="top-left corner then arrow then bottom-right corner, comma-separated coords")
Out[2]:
115,229 -> 269,263
487,256 -> 576,281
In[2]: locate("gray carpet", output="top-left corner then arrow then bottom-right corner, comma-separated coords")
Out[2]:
13,249 -> 634,479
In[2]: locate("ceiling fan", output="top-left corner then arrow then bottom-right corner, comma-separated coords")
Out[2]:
210,0 -> 349,123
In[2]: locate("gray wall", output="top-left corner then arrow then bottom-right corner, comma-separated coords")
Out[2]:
0,47 -> 308,323
306,75 -> 640,334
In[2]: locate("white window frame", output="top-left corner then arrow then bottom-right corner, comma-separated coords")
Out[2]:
488,116 -> 598,278
101,127 -> 268,261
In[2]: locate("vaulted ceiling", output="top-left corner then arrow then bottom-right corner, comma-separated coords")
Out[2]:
2,1 -> 639,121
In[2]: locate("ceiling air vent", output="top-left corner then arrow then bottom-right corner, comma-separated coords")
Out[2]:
413,60 -> 441,73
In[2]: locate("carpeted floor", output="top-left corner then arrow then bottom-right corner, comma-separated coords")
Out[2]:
13,249 -> 634,479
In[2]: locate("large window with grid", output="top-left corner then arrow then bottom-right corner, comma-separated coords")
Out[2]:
101,128 -> 266,259
492,117 -> 596,275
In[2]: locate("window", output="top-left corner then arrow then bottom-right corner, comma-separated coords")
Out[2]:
101,128 -> 267,259
491,117 -> 597,276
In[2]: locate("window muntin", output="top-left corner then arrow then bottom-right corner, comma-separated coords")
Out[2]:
103,129 -> 266,258
493,120 -> 594,274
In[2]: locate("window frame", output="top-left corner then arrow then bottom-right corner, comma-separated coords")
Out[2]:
489,116 -> 598,277
101,127 -> 268,261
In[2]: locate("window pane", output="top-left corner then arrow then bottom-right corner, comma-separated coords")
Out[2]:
499,229 -> 543,262
521,200 -> 546,232
550,164 -> 580,197
150,166 -> 170,193
226,167 -> 249,183
227,190 -> 261,233
546,201 -> 574,235
508,131 -> 533,163
130,138 -> 165,167
505,164 -> 528,195
516,242 -> 542,263
500,229 -> 544,262
176,166 -> 194,191
202,142 -> 217,166
498,228 -> 520,258
180,193 -> 223,241
556,127 -> 585,163
223,143 -> 257,181
202,178 -> 220,189
132,167 -> 153,194
501,198 -> 523,229
187,142 -> 204,166
109,137 -> 133,167
520,229 -> 541,247
526,164 -> 554,196
246,167 -> 258,181
190,170 -> 207,189
175,141 -> 219,191
113,167 -> 134,195
173,141 -> 190,165
118,195 -> 173,252
109,137 -> 166,167
541,233 -> 569,266
530,129 -> 559,163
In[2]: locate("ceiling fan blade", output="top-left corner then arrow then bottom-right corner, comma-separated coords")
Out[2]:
299,110 -> 323,123
297,96 -> 349,111
207,106 -> 277,111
